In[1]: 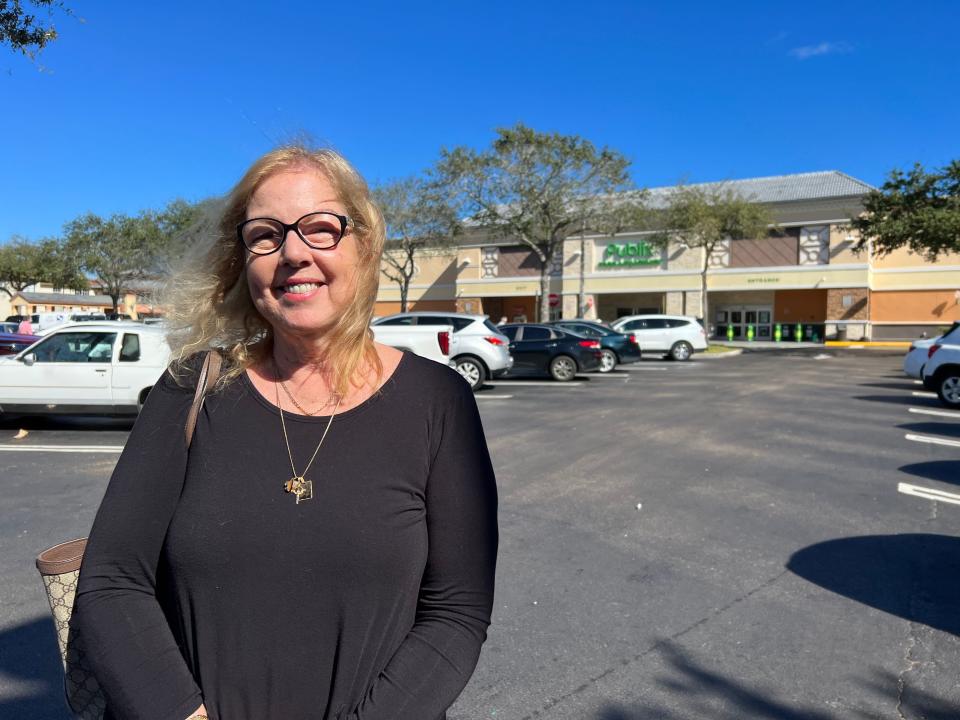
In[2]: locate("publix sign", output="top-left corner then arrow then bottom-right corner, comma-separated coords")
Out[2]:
598,241 -> 661,268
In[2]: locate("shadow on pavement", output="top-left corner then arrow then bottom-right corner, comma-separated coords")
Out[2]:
859,381 -> 923,391
595,641 -> 836,719
898,421 -> 960,439
852,394 -> 935,407
594,640 -> 958,720
787,534 -> 960,636
0,415 -> 134,432
899,460 -> 960,486
0,615 -> 69,720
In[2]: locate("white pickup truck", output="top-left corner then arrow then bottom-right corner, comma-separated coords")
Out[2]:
371,323 -> 454,367
0,322 -> 171,417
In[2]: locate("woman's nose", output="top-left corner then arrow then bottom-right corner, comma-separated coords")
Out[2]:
279,228 -> 312,264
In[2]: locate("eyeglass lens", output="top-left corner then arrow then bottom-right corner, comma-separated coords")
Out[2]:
241,212 -> 344,253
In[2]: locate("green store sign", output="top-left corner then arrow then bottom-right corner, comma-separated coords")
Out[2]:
598,241 -> 661,268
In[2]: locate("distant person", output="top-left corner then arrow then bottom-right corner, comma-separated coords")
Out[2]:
72,144 -> 498,720
17,318 -> 33,335
498,315 -> 508,325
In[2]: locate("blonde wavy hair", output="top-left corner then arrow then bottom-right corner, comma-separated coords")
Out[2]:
164,145 -> 385,397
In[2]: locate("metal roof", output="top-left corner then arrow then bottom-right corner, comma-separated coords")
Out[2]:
645,171 -> 874,206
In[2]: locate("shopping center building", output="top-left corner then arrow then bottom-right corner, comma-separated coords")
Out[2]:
377,170 -> 960,340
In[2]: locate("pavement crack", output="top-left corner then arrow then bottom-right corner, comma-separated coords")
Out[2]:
519,568 -> 790,719
895,622 -> 921,720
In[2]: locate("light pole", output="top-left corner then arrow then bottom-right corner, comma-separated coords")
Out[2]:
578,219 -> 586,317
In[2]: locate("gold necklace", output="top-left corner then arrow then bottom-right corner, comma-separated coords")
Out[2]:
274,365 -> 342,504
278,378 -> 340,416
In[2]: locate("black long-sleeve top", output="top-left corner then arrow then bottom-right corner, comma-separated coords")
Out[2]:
73,352 -> 498,720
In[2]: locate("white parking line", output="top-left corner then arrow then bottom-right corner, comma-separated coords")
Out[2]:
575,373 -> 630,379
476,394 -> 513,399
0,444 -> 124,453
908,407 -> 960,419
912,391 -> 938,398
913,380 -> 923,385
898,482 -> 960,507
904,433 -> 960,449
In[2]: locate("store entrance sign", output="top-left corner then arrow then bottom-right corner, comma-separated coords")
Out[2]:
598,241 -> 660,268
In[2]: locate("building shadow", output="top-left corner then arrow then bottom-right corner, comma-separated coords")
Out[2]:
898,460 -> 960,486
787,534 -> 960,636
898,421 -> 960,439
0,615 -> 69,719
594,639 -> 957,720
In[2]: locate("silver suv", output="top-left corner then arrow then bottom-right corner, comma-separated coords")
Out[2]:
372,312 -> 513,390
610,314 -> 708,360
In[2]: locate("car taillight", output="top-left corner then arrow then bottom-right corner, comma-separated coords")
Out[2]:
578,340 -> 601,349
484,336 -> 506,346
629,334 -> 638,344
928,344 -> 941,359
438,331 -> 450,356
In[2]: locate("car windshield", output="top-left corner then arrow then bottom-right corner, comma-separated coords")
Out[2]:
484,320 -> 504,334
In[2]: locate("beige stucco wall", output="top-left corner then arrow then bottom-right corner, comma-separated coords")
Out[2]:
585,272 -> 701,294
828,225 -> 867,264
706,266 -> 869,291
871,268 -> 960,290
710,290 -> 777,306
457,279 -> 549,297
378,251 -> 458,305
665,242 -> 704,271
872,246 -> 960,269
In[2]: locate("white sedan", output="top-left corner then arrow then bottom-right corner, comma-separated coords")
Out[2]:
904,323 -> 960,378
903,338 -> 936,378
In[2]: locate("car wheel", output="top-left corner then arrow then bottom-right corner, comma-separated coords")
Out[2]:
454,356 -> 485,391
598,349 -> 617,373
549,355 -> 578,382
937,371 -> 960,408
669,341 -> 693,361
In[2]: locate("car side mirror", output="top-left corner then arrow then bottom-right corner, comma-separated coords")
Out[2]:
21,353 -> 36,366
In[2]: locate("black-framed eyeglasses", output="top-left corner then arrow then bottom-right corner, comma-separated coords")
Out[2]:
237,211 -> 350,255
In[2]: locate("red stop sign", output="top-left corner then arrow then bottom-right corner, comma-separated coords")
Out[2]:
548,293 -> 560,308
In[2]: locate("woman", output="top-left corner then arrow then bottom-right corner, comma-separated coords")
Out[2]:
73,146 -> 499,720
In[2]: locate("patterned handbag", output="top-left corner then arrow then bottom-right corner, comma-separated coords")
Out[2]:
34,351 -> 221,719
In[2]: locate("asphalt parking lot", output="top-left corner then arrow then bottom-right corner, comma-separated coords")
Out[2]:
2,349 -> 958,718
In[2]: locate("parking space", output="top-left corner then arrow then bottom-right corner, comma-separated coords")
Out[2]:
3,349 -> 960,719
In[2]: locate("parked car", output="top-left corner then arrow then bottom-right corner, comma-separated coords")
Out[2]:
904,323 -> 960,379
610,314 -> 707,360
548,319 -> 641,372
0,322 -> 20,334
0,332 -> 40,356
498,323 -> 602,381
0,322 -> 171,417
372,312 -> 513,390
921,324 -> 960,408
370,323 -> 454,367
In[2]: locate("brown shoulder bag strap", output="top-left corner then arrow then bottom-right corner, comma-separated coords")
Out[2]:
184,350 -> 222,448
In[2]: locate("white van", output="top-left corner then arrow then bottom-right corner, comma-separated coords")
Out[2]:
33,312 -> 71,333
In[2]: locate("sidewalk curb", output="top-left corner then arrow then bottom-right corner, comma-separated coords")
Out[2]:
698,349 -> 743,359
824,341 -> 912,348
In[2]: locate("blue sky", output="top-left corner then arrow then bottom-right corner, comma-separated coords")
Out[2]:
1,1 -> 957,240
